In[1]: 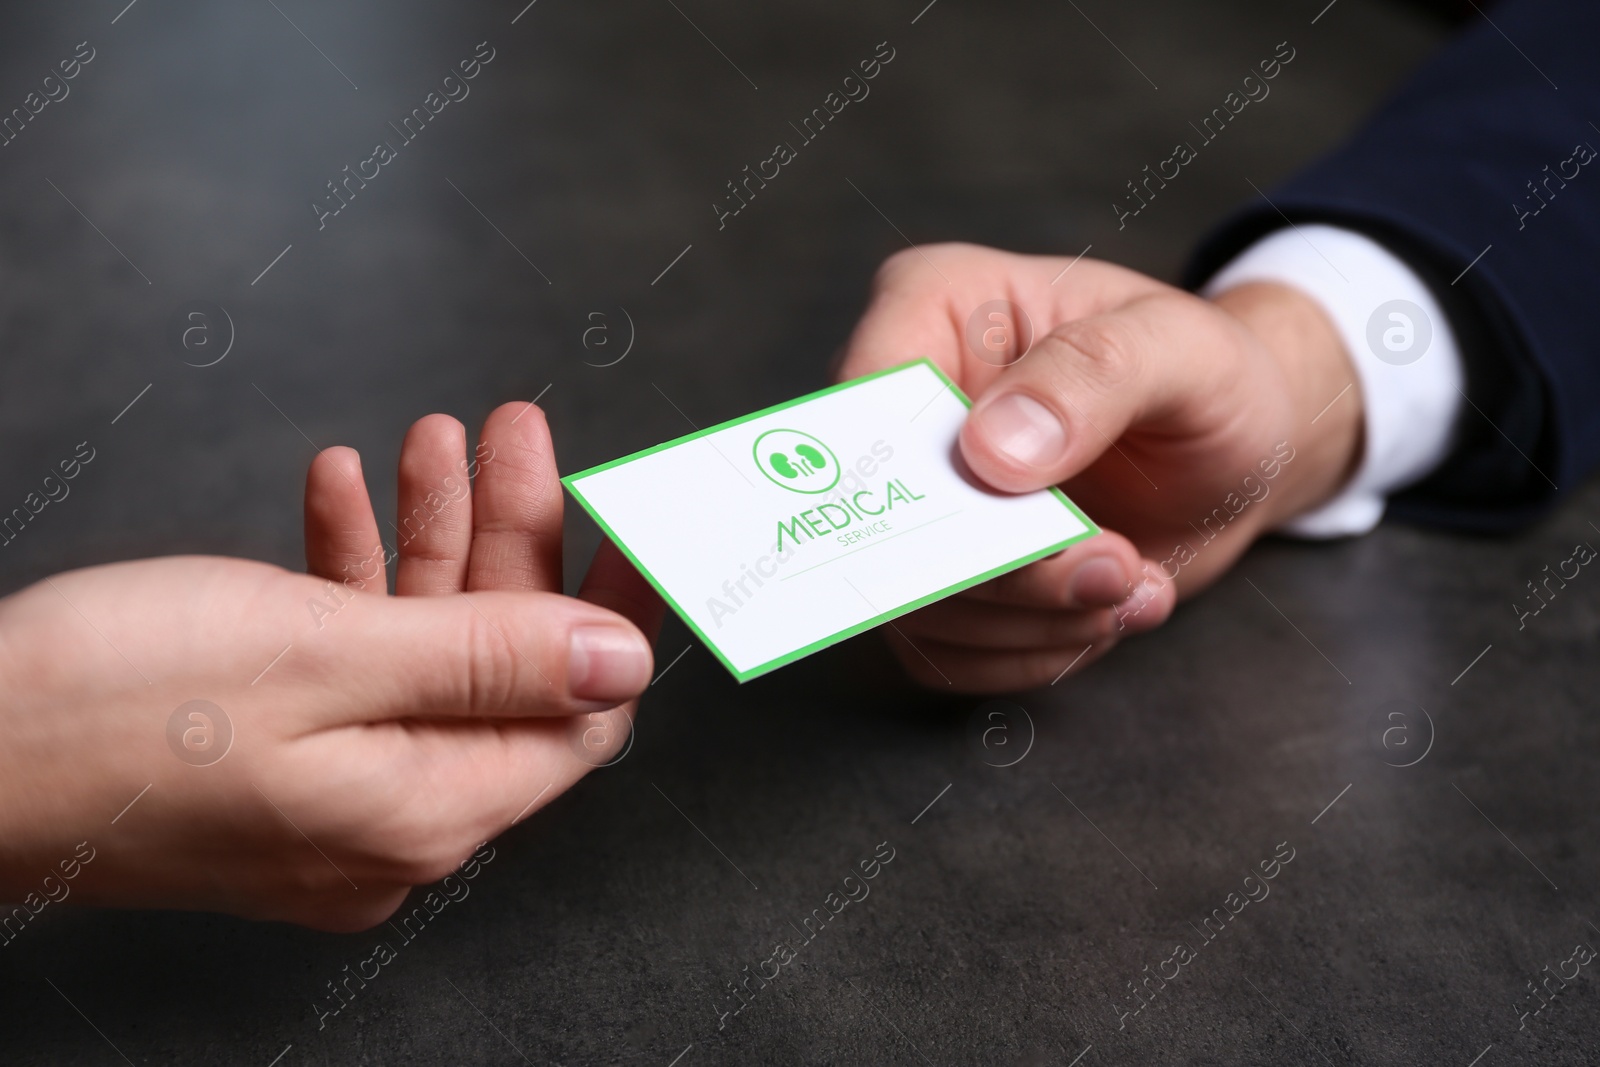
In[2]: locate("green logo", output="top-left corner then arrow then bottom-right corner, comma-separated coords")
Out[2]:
752,428 -> 840,494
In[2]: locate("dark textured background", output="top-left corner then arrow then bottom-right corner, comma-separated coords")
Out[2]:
3,1 -> 1597,1064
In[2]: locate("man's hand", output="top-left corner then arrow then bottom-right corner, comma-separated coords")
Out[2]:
0,403 -> 661,930
837,243 -> 1363,691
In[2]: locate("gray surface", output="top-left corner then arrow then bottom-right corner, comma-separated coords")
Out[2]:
3,1 -> 1596,1064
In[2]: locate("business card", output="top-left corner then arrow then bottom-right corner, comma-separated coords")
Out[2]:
562,359 -> 1098,681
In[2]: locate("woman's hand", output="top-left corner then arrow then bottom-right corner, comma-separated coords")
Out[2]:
0,403 -> 661,930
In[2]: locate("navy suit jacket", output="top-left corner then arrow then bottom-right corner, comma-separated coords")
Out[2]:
1187,0 -> 1599,532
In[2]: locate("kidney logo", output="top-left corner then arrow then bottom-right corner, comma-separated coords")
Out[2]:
752,429 -> 841,494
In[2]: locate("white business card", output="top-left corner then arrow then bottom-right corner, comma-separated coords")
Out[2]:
563,359 -> 1098,681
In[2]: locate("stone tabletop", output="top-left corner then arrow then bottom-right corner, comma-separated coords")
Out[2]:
2,1 -> 1594,1064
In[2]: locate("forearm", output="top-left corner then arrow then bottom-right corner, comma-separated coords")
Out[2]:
1189,0 -> 1600,525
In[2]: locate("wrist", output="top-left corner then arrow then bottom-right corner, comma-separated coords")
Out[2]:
1210,281 -> 1365,531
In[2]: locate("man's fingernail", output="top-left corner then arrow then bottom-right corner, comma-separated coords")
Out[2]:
569,626 -> 652,703
972,393 -> 1066,469
1068,556 -> 1129,606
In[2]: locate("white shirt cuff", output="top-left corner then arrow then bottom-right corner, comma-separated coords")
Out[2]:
1201,224 -> 1464,538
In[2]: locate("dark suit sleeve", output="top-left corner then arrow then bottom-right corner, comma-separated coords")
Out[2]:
1185,0 -> 1600,533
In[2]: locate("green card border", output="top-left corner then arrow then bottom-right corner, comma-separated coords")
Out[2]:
561,358 -> 1100,683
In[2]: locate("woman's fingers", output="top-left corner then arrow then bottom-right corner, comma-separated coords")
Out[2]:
305,447 -> 386,590
309,587 -> 653,721
432,715 -> 633,833
394,415 -> 475,596
577,538 -> 665,643
358,717 -> 617,871
466,403 -> 564,593
542,541 -> 665,772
